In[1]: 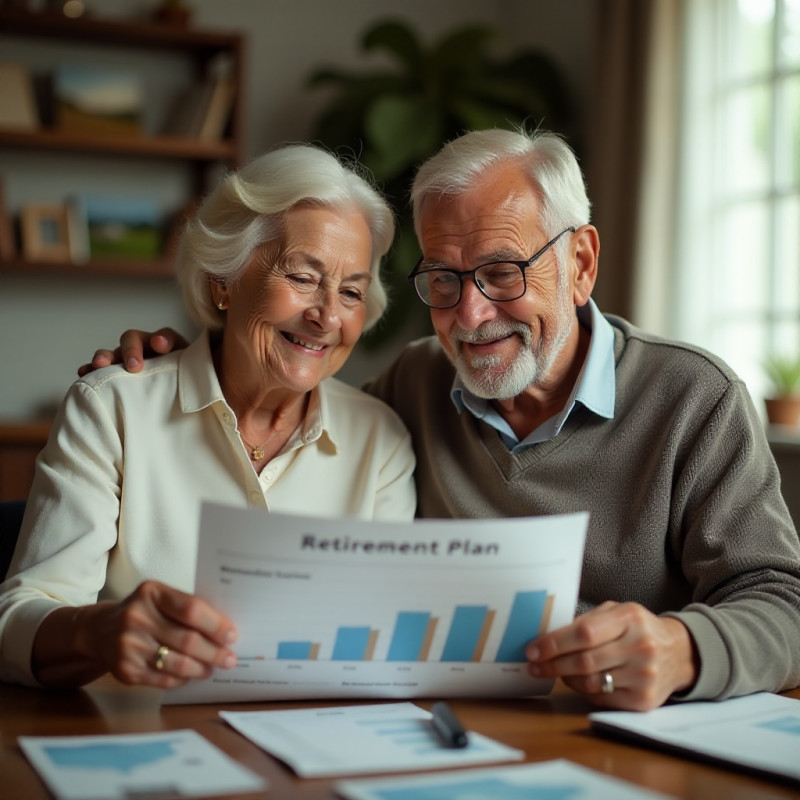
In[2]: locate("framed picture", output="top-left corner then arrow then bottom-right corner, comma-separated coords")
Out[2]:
54,64 -> 142,137
75,194 -> 162,259
21,204 -> 72,262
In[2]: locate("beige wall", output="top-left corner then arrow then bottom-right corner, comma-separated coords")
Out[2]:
0,0 -> 593,418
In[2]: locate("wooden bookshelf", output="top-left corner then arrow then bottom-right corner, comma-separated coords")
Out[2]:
0,8 -> 245,279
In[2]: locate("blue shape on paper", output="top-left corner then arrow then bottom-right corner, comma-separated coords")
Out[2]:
496,590 -> 547,662
756,715 -> 800,735
373,779 -> 580,799
332,627 -> 371,660
441,605 -> 489,662
387,612 -> 431,661
373,724 -> 427,736
277,641 -> 312,659
43,740 -> 178,773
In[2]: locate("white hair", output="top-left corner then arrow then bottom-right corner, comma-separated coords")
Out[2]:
176,143 -> 395,331
411,128 -> 591,266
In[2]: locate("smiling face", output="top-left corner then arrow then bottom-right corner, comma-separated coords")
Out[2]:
214,204 -> 373,396
418,161 -> 590,401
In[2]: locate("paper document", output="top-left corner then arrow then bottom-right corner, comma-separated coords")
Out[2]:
220,701 -> 524,777
165,503 -> 587,704
335,758 -> 674,800
590,692 -> 800,784
18,729 -> 266,800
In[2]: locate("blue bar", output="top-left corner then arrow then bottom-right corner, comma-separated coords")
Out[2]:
441,605 -> 489,661
277,641 -> 312,659
386,612 -> 430,661
495,590 -> 547,662
332,626 -> 371,660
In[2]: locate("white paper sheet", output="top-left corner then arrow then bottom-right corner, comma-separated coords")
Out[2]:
18,729 -> 267,800
590,692 -> 800,783
165,503 -> 588,704
220,701 -> 524,778
334,758 -> 674,799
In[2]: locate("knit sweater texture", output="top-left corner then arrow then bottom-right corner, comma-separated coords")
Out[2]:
365,313 -> 800,701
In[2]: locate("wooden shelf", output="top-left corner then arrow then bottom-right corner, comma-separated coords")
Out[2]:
0,418 -> 52,501
0,128 -> 237,161
0,8 -> 241,55
0,256 -> 175,279
0,419 -> 52,446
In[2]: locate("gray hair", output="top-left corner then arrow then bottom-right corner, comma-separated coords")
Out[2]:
411,128 -> 591,266
176,144 -> 395,331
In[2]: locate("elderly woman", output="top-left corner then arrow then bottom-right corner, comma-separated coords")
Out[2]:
0,144 -> 415,690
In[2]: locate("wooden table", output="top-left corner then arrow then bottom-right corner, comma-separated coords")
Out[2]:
2,678 -> 799,799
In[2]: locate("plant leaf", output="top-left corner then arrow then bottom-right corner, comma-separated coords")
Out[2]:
764,356 -> 800,395
362,19 -> 424,72
432,24 -> 500,74
494,51 -> 573,123
310,75 -> 417,150
361,217 -> 430,351
447,97 -> 522,133
364,95 -> 443,179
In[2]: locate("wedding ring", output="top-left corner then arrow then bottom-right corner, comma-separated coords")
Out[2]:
154,644 -> 170,671
601,671 -> 615,694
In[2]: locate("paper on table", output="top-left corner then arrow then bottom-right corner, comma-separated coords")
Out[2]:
165,502 -> 588,704
590,692 -> 800,784
334,758 -> 674,800
18,729 -> 266,800
220,701 -> 524,778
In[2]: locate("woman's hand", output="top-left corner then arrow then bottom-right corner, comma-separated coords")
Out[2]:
525,601 -> 699,711
32,580 -> 238,689
77,328 -> 188,377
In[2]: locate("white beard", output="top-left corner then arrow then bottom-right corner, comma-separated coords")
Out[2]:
446,289 -> 574,401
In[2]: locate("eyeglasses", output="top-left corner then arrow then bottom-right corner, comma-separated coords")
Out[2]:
407,227 -> 576,309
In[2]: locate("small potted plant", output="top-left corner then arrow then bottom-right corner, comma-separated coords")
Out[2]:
764,356 -> 800,428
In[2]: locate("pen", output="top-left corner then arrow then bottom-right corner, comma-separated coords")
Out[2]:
431,701 -> 469,748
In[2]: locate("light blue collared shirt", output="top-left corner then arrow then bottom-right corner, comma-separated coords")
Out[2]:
451,298 -> 616,452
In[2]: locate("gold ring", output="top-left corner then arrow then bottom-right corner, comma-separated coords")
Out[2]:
154,644 -> 170,671
601,671 -> 614,694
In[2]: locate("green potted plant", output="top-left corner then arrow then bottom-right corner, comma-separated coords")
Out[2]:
307,18 -> 574,349
764,356 -> 800,428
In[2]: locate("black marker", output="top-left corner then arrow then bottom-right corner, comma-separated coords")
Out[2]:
431,701 -> 468,748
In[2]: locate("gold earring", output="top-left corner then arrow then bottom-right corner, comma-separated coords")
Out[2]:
217,300 -> 225,310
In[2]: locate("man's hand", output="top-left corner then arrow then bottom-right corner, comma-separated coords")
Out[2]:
77,328 -> 189,377
526,601 -> 699,711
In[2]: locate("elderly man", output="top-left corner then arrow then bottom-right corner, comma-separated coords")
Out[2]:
80,129 -> 800,711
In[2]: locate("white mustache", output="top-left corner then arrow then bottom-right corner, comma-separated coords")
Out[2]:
450,321 -> 532,347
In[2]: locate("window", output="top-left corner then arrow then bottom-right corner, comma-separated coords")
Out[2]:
673,0 -> 800,403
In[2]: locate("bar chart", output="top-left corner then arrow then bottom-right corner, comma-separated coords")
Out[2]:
164,504 -> 588,703
273,590 -> 554,664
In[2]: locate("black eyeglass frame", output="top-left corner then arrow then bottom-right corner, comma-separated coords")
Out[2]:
407,226 -> 577,309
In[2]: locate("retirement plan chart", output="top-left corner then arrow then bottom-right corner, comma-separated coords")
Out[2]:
164,503 -> 588,704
